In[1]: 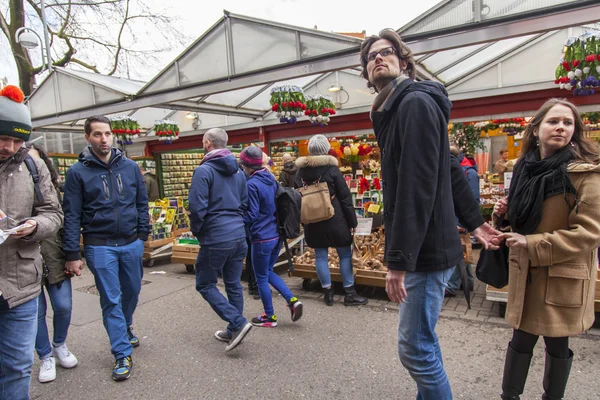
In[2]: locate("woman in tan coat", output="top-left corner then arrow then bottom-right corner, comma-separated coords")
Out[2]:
493,98 -> 600,400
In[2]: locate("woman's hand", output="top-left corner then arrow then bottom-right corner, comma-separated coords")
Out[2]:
494,197 -> 508,217
498,232 -> 527,248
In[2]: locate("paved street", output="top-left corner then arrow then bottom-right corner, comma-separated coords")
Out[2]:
30,259 -> 600,400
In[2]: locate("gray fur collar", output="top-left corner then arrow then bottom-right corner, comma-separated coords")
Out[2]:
295,155 -> 338,168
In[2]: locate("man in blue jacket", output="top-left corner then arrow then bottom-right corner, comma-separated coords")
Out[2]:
63,116 -> 149,381
446,146 -> 480,297
188,128 -> 252,352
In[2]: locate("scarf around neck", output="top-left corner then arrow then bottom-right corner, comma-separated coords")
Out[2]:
370,75 -> 409,120
507,146 -> 578,235
202,148 -> 232,164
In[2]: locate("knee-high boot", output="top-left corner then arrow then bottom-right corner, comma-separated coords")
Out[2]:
500,342 -> 533,400
542,349 -> 573,400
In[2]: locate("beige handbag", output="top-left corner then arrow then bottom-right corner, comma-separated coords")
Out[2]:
297,178 -> 335,224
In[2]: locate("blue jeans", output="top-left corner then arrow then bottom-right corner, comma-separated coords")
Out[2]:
446,260 -> 474,294
84,239 -> 144,360
0,297 -> 38,400
398,268 -> 454,400
251,238 -> 294,317
314,246 -> 354,288
36,279 -> 73,358
195,238 -> 248,334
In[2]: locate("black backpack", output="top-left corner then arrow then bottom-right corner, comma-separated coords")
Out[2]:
24,154 -> 45,204
275,183 -> 302,271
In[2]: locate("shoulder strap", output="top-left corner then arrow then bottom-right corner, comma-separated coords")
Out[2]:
24,155 -> 45,203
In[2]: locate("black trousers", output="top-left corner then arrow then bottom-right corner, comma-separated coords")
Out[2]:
510,329 -> 570,358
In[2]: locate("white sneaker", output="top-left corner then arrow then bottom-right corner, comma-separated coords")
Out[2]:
39,356 -> 56,383
53,343 -> 78,369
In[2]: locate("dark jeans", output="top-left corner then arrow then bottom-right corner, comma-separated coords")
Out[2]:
195,238 -> 248,333
0,297 -> 38,400
246,236 -> 257,291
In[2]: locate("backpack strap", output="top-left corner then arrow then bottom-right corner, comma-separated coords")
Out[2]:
24,155 -> 45,203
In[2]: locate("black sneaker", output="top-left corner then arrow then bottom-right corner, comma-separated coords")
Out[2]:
288,297 -> 303,322
127,326 -> 140,348
225,322 -> 252,352
112,356 -> 132,381
214,330 -> 231,343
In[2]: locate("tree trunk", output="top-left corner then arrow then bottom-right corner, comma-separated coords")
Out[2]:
16,57 -> 35,96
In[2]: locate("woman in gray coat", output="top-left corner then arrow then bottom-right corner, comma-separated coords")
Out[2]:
27,143 -> 78,383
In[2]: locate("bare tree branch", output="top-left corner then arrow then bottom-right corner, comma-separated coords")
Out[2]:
69,57 -> 99,73
57,0 -> 71,37
0,11 -> 10,39
44,1 -> 120,7
107,0 -> 128,76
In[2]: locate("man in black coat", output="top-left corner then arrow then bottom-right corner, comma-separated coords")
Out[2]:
360,29 -> 499,399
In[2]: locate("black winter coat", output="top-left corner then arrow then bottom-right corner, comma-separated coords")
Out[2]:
295,155 -> 358,248
372,79 -> 483,272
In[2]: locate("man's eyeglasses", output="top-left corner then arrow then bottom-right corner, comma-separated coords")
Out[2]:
365,47 -> 396,63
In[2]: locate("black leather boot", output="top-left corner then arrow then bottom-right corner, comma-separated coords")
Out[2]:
500,343 -> 532,400
343,286 -> 368,306
324,287 -> 334,306
542,349 -> 573,400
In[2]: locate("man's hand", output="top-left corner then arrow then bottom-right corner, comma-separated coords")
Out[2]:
473,223 -> 501,251
386,269 -> 408,303
65,260 -> 84,276
457,225 -> 467,233
0,210 -> 6,219
498,232 -> 527,249
9,219 -> 37,238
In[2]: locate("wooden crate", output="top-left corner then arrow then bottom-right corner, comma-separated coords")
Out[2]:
355,269 -> 387,288
289,263 -> 343,283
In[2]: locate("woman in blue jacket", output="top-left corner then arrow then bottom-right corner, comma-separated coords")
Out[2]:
239,146 -> 303,327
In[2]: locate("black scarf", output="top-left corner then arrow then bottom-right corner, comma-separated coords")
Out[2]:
507,147 -> 578,235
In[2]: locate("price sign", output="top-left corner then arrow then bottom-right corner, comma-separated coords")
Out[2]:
367,204 -> 381,214
355,218 -> 373,235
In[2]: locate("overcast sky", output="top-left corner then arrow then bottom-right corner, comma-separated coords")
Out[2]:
2,0 -> 441,85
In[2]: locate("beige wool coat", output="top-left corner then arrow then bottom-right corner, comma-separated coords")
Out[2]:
505,162 -> 600,337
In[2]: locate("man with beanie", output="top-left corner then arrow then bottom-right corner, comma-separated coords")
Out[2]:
188,128 -> 252,351
240,146 -> 303,327
62,115 -> 149,381
360,30 -> 499,399
0,85 -> 63,399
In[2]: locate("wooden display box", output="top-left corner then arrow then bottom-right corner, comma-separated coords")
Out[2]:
171,241 -> 199,265
289,263 -> 343,283
595,269 -> 600,312
355,269 -> 386,288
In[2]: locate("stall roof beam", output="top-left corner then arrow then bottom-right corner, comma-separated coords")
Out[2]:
31,2 -> 600,128
161,101 -> 265,118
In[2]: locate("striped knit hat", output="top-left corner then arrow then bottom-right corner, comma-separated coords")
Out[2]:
239,146 -> 264,169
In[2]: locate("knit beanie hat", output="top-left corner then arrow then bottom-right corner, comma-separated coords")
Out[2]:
0,86 -> 32,141
308,134 -> 330,156
239,146 -> 264,169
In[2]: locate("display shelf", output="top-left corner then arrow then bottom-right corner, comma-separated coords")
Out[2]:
49,153 -> 78,184
132,156 -> 156,175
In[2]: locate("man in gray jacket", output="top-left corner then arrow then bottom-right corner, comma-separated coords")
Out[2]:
0,86 -> 63,399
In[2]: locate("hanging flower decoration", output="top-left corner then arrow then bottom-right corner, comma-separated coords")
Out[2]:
554,31 -> 600,96
270,85 -> 306,124
153,120 -> 180,144
449,123 -> 486,156
111,116 -> 140,145
305,95 -> 336,127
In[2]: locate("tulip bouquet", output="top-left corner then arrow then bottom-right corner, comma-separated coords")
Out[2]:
111,117 -> 140,145
555,32 -> 600,96
154,120 -> 180,144
305,95 -> 336,126
270,85 -> 307,124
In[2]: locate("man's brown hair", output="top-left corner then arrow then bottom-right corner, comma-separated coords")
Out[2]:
360,29 -> 416,92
